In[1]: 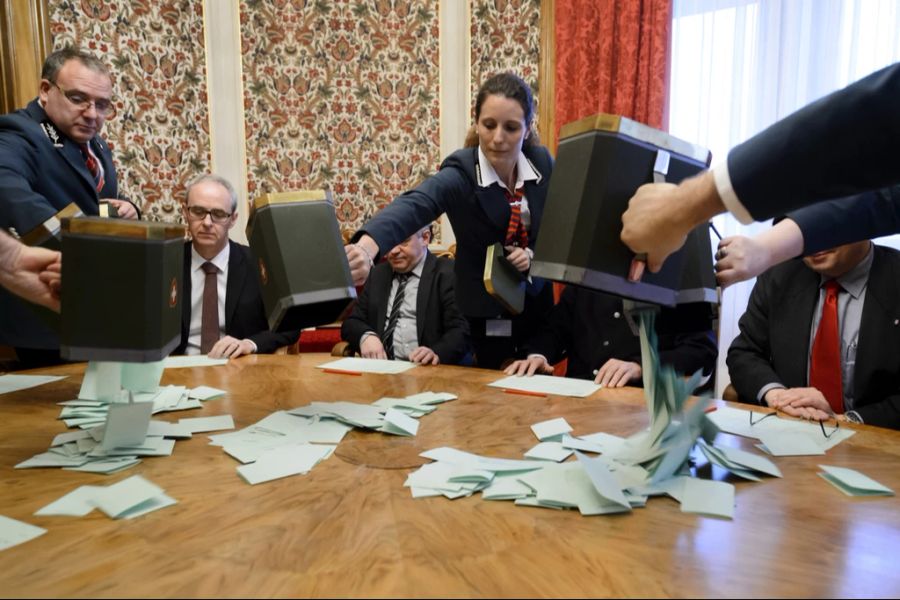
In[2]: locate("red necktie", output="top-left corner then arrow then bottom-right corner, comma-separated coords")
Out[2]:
504,187 -> 528,248
809,280 -> 844,414
79,143 -> 105,193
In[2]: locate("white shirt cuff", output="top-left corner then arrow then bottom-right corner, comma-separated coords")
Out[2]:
713,162 -> 754,225
247,339 -> 258,354
757,382 -> 786,405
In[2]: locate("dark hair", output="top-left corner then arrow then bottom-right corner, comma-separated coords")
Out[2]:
464,72 -> 539,147
41,46 -> 110,83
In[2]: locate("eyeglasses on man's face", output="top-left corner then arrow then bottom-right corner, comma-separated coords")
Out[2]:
50,81 -> 114,116
186,205 -> 233,224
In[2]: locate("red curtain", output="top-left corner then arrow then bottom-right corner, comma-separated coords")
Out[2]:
554,0 -> 672,150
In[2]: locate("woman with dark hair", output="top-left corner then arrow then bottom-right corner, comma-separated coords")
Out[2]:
347,72 -> 554,369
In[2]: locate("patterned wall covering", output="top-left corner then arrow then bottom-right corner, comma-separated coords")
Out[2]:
48,0 -> 211,223
240,0 -> 440,235
470,0 -> 542,137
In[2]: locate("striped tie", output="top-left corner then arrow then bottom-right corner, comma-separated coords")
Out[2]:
504,187 -> 528,248
382,273 -> 410,359
79,143 -> 105,193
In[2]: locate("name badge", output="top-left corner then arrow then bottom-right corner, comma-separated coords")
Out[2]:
485,319 -> 512,337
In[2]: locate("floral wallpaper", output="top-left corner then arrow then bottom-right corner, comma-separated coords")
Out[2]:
239,0 -> 441,235
471,0 -> 542,136
48,0 -> 211,223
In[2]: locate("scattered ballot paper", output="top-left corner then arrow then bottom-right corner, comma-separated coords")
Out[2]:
818,465 -> 895,497
0,515 -> 46,551
530,417 -> 573,442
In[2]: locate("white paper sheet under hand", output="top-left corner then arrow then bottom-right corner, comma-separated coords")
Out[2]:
317,357 -> 417,374
0,374 -> 66,395
0,515 -> 46,551
163,355 -> 228,369
489,374 -> 601,398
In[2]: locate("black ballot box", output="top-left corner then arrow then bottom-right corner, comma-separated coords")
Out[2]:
247,190 -> 356,332
60,218 -> 184,362
531,113 -> 717,306
19,202 -> 83,250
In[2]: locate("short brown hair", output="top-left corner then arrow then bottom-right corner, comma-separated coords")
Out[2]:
41,46 -> 110,83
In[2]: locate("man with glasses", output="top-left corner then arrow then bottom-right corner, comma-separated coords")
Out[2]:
174,174 -> 298,358
0,46 -> 139,367
727,239 -> 900,430
341,224 -> 471,365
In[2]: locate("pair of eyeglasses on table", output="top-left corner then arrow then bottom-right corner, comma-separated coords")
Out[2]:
749,408 -> 841,439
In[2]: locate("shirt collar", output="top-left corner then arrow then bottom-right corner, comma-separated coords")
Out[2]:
476,146 -> 540,190
820,243 -> 873,300
191,242 -> 230,273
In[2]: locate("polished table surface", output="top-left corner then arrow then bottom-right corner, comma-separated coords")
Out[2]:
1,354 -> 900,598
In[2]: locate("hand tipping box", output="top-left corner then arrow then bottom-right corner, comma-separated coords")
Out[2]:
60,218 -> 184,362
247,190 -> 356,332
531,114 -> 717,306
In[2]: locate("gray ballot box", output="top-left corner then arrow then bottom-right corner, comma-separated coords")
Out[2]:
247,190 -> 356,332
59,218 -> 184,362
531,114 -> 716,306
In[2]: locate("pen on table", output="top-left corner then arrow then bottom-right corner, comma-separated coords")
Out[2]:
323,368 -> 362,376
503,388 -> 547,398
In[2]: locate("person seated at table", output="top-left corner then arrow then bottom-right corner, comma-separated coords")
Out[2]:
341,224 -> 471,365
173,174 -> 298,358
727,239 -> 900,428
504,286 -> 717,387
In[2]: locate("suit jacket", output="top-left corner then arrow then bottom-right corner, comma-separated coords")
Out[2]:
785,185 -> 900,255
727,245 -> 900,429
728,62 -> 900,222
525,286 -> 717,382
175,241 -> 298,355
0,99 -> 120,349
341,252 -> 471,365
357,144 -> 554,318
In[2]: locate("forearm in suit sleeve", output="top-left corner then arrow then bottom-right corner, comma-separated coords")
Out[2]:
855,393 -> 900,430
786,186 -> 900,256
728,63 -> 900,221
249,329 -> 300,354
341,281 -> 377,354
355,167 -> 468,256
726,277 -> 785,404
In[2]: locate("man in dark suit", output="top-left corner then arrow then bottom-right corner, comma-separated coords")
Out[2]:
341,225 -> 470,365
504,286 -> 717,388
174,174 -> 296,358
727,241 -> 900,429
0,46 -> 139,365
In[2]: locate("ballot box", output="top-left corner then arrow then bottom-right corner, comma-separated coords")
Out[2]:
531,113 -> 717,306
59,218 -> 184,362
247,190 -> 356,332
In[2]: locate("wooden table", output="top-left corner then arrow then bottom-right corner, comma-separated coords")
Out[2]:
1,354 -> 899,598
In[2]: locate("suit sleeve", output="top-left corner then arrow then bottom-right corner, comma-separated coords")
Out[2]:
356,164 -> 470,257
427,259 -> 471,365
0,128 -> 57,232
728,63 -> 900,221
726,275 -> 785,404
786,186 -> 900,255
248,328 -> 299,354
340,276 -> 378,354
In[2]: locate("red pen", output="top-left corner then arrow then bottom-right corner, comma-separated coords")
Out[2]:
323,368 -> 362,376
503,388 -> 548,398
